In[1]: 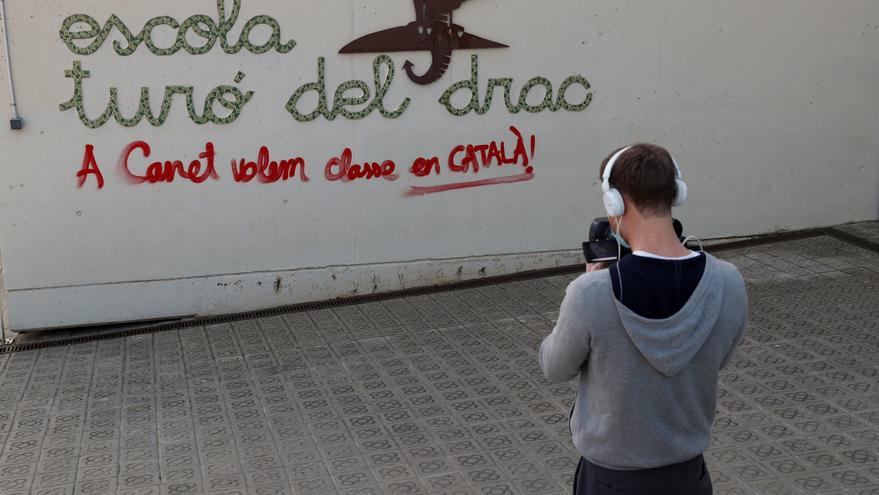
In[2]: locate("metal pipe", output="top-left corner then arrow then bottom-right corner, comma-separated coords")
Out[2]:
0,0 -> 22,127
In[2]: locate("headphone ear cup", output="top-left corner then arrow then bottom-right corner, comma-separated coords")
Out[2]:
603,189 -> 625,218
673,179 -> 688,206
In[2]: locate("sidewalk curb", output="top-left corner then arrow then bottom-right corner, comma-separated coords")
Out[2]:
1,225 -> 875,353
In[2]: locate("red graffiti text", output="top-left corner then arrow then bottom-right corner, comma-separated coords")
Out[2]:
232,147 -> 309,183
325,148 -> 398,182
407,126 -> 537,196
448,126 -> 535,175
409,156 -> 441,177
120,141 -> 219,184
77,144 -> 105,189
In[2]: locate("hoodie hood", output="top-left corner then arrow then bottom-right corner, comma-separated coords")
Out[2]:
613,255 -> 724,377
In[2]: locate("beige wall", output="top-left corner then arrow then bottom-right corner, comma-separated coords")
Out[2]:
1,0 -> 877,331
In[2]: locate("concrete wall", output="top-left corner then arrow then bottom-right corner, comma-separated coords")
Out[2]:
1,0 -> 877,331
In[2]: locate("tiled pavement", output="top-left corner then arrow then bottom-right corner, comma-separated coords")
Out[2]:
0,228 -> 878,495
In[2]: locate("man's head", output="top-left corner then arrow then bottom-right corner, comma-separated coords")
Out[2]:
600,143 -> 679,219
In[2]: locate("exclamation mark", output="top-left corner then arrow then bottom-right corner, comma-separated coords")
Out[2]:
526,134 -> 536,175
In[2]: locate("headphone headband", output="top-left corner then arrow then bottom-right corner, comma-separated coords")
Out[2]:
601,146 -> 631,192
671,157 -> 683,180
601,145 -> 688,217
602,146 -> 683,191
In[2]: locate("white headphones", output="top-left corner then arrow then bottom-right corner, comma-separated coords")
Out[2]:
601,146 -> 688,218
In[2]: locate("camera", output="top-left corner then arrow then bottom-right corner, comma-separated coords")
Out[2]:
582,217 -> 685,264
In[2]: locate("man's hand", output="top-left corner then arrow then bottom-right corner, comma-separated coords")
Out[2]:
586,262 -> 610,273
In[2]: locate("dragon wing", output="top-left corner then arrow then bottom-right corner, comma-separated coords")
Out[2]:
340,24 -> 430,53
457,32 -> 508,50
340,22 -> 508,53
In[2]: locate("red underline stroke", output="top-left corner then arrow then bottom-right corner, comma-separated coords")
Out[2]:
406,172 -> 535,196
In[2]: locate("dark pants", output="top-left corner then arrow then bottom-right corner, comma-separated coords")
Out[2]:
573,454 -> 712,495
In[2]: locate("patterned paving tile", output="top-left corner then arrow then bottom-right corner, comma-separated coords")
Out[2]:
0,235 -> 878,493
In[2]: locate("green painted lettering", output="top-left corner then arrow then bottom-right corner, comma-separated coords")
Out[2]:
439,55 -> 593,116
286,56 -> 409,123
58,0 -> 296,56
60,61 -> 253,128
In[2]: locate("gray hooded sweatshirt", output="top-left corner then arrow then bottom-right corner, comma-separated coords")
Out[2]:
538,253 -> 748,470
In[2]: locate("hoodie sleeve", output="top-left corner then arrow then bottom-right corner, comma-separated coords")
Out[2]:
539,276 -> 592,383
719,312 -> 747,370
720,272 -> 749,370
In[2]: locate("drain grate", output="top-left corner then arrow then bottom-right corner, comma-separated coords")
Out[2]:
3,225 -> 873,354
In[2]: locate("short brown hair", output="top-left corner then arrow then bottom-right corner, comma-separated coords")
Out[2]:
600,143 -> 677,216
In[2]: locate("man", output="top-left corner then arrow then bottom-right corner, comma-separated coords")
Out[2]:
538,143 -> 748,494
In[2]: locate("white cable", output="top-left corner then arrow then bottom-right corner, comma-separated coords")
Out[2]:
682,235 -> 704,252
614,217 -> 624,305
0,0 -> 20,121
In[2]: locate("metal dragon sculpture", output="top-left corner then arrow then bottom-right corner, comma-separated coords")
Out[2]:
339,0 -> 507,85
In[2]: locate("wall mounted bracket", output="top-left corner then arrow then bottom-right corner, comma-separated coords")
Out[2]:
0,0 -> 23,130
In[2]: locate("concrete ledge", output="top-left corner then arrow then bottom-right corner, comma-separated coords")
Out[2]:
6,249 -> 582,332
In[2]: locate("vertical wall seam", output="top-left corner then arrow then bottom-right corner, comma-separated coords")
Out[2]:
0,248 -> 10,342
0,0 -> 22,123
